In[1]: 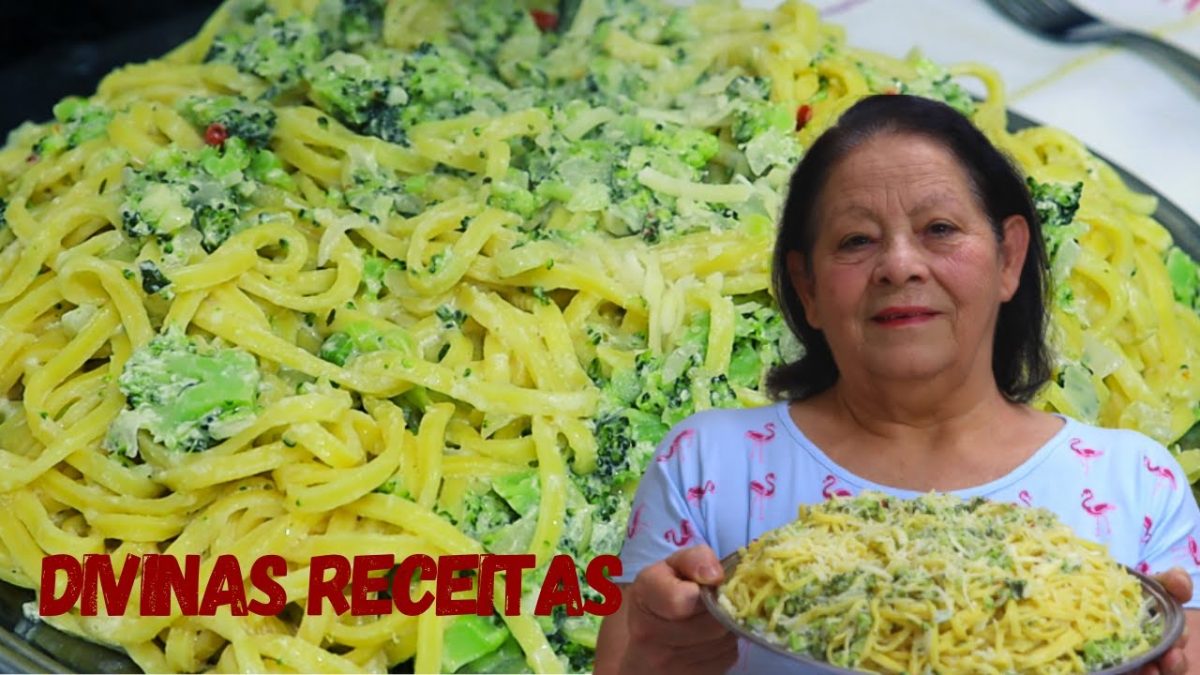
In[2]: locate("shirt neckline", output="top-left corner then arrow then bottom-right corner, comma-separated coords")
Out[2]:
773,400 -> 1074,498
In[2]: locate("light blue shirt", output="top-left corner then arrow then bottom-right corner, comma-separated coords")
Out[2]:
615,401 -> 1200,673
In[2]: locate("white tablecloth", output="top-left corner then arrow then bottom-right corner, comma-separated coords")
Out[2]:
739,0 -> 1200,226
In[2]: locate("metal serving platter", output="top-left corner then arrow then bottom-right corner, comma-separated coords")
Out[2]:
0,96 -> 1198,675
702,549 -> 1187,675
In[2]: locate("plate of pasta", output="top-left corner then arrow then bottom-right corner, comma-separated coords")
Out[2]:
704,492 -> 1186,675
1,0 -> 1200,673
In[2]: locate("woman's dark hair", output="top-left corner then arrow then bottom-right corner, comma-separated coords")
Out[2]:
766,94 -> 1052,403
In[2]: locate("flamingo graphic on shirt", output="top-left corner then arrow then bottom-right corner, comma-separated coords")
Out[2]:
1137,561 -> 1151,575
1144,457 -> 1178,493
686,480 -> 717,504
1018,490 -> 1033,507
656,428 -> 695,463
1142,515 -> 1154,545
749,473 -> 777,520
1070,438 -> 1103,475
1081,489 -> 1116,537
626,504 -> 646,540
822,475 -> 852,500
664,519 -> 694,547
745,423 -> 776,463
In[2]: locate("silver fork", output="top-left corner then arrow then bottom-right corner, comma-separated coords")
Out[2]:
986,0 -> 1200,95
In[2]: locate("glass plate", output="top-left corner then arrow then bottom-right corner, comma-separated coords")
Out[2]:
702,549 -> 1187,675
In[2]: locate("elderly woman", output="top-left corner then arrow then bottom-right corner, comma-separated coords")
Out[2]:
593,94 -> 1200,674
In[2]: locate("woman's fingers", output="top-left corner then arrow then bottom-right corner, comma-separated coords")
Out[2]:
664,545 -> 725,586
633,546 -> 723,622
629,598 -> 732,647
1154,567 -> 1194,605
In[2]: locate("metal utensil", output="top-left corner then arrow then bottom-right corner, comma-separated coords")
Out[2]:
702,550 -> 1186,675
985,0 -> 1200,95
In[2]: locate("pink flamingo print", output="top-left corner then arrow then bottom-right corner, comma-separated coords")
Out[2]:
1070,438 -> 1103,475
1137,561 -> 1151,575
745,423 -> 776,463
664,519 -> 694,547
822,475 -> 852,500
1018,490 -> 1033,507
1142,515 -> 1154,544
686,480 -> 717,504
1144,457 -> 1178,493
626,504 -> 646,540
749,473 -> 777,520
1172,535 -> 1200,566
656,428 -> 695,463
1081,489 -> 1116,537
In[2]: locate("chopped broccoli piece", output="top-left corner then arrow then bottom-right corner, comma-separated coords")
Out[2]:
120,137 -> 284,252
442,614 -> 511,673
32,97 -> 112,156
317,320 -> 414,366
1030,177 -> 1083,229
137,260 -> 172,297
205,11 -> 326,94
1166,247 -> 1200,310
178,95 -> 277,147
316,0 -> 386,49
306,51 -> 402,130
105,329 -> 261,456
903,57 -> 976,117
731,101 -> 793,145
0,198 -> 9,231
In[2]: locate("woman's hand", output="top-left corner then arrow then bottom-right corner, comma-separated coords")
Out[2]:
619,545 -> 739,675
1139,567 -> 1193,675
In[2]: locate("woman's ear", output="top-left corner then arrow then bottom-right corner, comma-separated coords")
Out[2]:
787,250 -> 822,329
998,214 -> 1030,302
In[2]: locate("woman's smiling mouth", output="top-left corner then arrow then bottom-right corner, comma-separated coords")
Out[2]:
871,306 -> 941,326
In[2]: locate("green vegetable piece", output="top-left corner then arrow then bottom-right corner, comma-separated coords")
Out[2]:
491,470 -> 540,518
106,329 -> 260,455
441,615 -> 510,673
178,95 -> 277,147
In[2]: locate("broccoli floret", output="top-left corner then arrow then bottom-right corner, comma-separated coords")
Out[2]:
0,198 -> 7,231
206,11 -> 326,94
903,57 -> 976,117
1079,636 -> 1140,671
360,253 -> 403,300
316,0 -> 386,49
731,101 -> 793,145
455,489 -> 520,542
436,305 -> 468,328
178,95 -> 277,147
306,51 -> 402,130
137,260 -> 172,297
316,319 -> 413,366
1028,178 -> 1087,280
488,170 -> 545,218
660,126 -> 719,170
343,164 -> 424,220
120,137 -> 284,252
31,97 -> 112,156
725,75 -> 772,102
1166,247 -> 1200,310
728,300 -> 796,389
105,329 -> 261,456
1029,177 -> 1083,228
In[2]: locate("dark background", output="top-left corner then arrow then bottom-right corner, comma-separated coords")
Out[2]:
0,0 -> 223,136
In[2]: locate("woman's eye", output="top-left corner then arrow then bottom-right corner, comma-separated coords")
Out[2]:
839,234 -> 871,249
927,221 -> 957,236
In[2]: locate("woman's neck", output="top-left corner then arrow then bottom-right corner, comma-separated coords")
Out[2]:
830,372 -> 1014,445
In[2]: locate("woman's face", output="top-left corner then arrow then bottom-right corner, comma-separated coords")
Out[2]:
788,132 -> 1029,387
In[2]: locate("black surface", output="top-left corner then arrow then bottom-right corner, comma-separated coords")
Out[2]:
0,0 -> 222,137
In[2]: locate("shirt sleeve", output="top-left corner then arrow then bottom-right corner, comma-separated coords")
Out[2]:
613,422 -> 709,584
1138,443 -> 1200,610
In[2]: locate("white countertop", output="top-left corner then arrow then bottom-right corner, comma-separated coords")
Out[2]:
741,0 -> 1200,226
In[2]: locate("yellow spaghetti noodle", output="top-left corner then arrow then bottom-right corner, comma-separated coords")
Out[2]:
0,0 -> 1197,672
719,492 -> 1162,674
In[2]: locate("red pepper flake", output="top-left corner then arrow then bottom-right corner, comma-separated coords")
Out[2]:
795,104 -> 813,131
204,123 -> 229,147
530,9 -> 558,32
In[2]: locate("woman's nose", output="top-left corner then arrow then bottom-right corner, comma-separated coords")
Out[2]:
871,236 -> 929,286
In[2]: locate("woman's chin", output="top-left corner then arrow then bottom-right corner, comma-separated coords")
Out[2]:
859,349 -> 958,383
